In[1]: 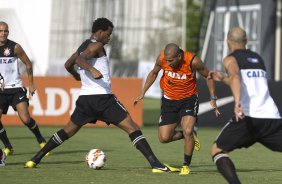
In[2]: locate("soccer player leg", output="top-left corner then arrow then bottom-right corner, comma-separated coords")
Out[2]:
0,149 -> 6,166
15,101 -> 47,144
193,126 -> 201,151
158,123 -> 181,143
24,121 -> 79,168
158,109 -> 183,143
210,143 -> 241,184
117,115 -> 179,173
0,120 -> 13,156
179,116 -> 195,175
259,119 -> 282,152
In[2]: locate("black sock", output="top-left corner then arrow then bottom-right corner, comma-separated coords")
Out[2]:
213,153 -> 241,184
25,118 -> 45,143
129,130 -> 163,168
183,154 -> 192,166
32,129 -> 69,163
0,122 -> 13,149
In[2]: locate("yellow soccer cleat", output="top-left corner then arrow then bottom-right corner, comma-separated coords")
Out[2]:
165,163 -> 180,172
179,165 -> 191,175
152,163 -> 180,173
24,161 -> 37,168
3,147 -> 13,156
39,142 -> 50,156
193,132 -> 201,151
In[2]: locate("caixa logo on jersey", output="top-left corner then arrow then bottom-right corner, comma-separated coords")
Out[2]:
0,57 -> 16,64
246,70 -> 267,78
165,71 -> 187,80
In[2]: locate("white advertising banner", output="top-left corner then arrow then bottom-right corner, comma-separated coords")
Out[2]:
138,61 -> 162,99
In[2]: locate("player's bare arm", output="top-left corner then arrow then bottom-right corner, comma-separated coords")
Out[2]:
76,42 -> 104,79
192,56 -> 220,116
0,73 -> 4,91
65,52 -> 81,81
15,43 -> 36,96
134,54 -> 162,106
223,56 -> 244,121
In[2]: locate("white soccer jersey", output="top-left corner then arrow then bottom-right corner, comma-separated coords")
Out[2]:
0,40 -> 23,88
230,49 -> 281,119
77,39 -> 112,95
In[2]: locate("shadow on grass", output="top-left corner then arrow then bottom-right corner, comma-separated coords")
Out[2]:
54,149 -> 113,155
237,168 -> 282,172
7,160 -> 83,166
7,161 -> 149,171
9,136 -> 42,140
10,149 -> 113,157
193,167 -> 282,174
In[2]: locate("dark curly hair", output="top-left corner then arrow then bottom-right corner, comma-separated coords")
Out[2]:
92,18 -> 114,33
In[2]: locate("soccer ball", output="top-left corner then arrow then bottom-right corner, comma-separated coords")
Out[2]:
85,148 -> 106,169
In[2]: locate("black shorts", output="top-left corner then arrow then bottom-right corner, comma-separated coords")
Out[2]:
71,94 -> 128,126
159,94 -> 199,126
0,87 -> 29,114
215,116 -> 282,152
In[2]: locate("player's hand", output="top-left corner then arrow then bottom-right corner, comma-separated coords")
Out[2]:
210,100 -> 221,117
133,95 -> 144,106
234,103 -> 244,122
91,69 -> 103,79
73,73 -> 81,81
207,70 -> 225,82
29,84 -> 36,97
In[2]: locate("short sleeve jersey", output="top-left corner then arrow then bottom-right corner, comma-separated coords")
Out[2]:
159,50 -> 197,100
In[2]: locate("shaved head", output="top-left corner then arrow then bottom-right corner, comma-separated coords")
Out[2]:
163,43 -> 183,69
227,27 -> 247,44
0,21 -> 9,44
0,21 -> 8,27
164,43 -> 180,57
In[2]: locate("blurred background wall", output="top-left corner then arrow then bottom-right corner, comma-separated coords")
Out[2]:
1,0 -> 281,79
0,0 -> 203,77
0,0 -> 52,75
1,0 -> 282,126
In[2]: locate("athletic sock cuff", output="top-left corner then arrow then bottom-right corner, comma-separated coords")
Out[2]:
26,118 -> 37,129
52,129 -> 69,145
212,152 -> 229,163
0,127 -> 5,133
129,130 -> 145,147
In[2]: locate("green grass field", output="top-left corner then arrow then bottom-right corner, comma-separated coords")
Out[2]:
1,98 -> 282,184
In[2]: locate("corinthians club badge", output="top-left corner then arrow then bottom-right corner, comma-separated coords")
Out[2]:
3,48 -> 11,56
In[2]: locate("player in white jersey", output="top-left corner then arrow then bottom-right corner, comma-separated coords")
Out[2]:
208,27 -> 282,184
0,148 -> 5,166
25,18 -> 179,173
0,21 -> 47,156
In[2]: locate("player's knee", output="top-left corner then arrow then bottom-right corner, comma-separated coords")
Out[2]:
182,128 -> 193,138
210,143 -> 221,156
158,134 -> 172,143
64,121 -> 80,137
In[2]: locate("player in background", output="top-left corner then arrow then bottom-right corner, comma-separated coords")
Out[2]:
25,17 -> 179,173
134,43 -> 220,175
0,149 -> 5,166
209,27 -> 282,184
0,21 -> 48,156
